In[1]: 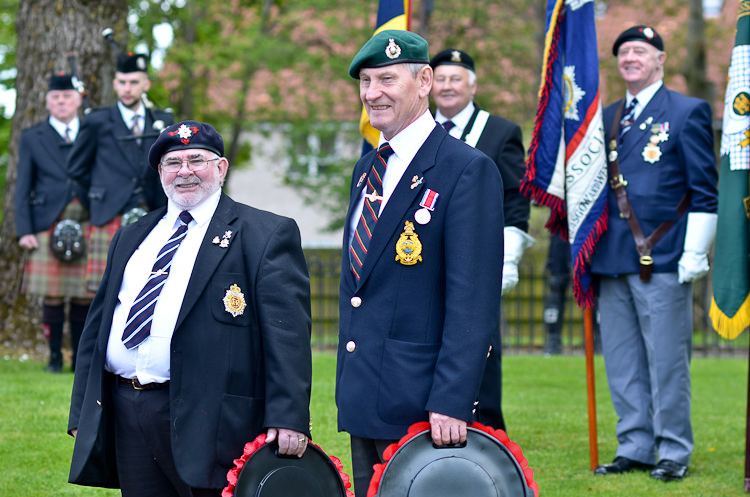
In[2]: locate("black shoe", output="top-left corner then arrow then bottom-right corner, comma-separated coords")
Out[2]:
650,459 -> 688,481
594,456 -> 654,475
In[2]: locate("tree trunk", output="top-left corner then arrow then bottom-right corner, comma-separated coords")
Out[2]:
1,0 -> 128,355
684,0 -> 714,104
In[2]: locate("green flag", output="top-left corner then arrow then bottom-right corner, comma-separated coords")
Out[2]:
710,0 -> 750,339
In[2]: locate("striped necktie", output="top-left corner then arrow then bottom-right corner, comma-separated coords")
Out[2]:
131,114 -> 143,145
64,127 -> 72,143
349,143 -> 393,280
618,98 -> 638,143
121,211 -> 192,349
442,120 -> 455,133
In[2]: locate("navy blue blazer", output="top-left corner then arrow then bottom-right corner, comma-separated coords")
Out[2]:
68,194 -> 312,489
473,111 -> 530,232
591,86 -> 718,276
336,125 -> 504,440
67,105 -> 174,226
14,120 -> 88,237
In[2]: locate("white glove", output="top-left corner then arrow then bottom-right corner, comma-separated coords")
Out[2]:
677,212 -> 717,283
502,226 -> 536,294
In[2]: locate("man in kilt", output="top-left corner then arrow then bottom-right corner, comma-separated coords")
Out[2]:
67,52 -> 174,294
15,73 -> 91,373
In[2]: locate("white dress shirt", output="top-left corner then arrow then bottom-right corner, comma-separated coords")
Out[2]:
117,100 -> 145,132
105,190 -> 221,383
625,79 -> 663,121
348,111 -> 437,246
48,115 -> 79,141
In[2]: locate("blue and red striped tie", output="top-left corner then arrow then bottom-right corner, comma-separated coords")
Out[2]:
121,210 -> 192,349
350,143 -> 393,280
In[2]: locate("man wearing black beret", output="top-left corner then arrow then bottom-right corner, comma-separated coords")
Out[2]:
592,25 -> 718,481
68,121 -> 313,496
338,30 -> 504,495
15,73 -> 90,373
67,52 -> 174,295
430,48 -> 534,432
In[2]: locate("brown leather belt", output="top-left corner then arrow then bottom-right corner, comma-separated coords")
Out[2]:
117,375 -> 169,390
607,100 -> 689,282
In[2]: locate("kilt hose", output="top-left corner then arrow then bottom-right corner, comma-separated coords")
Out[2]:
23,200 -> 92,299
85,216 -> 122,294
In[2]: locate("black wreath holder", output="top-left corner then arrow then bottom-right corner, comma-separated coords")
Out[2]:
50,219 -> 86,262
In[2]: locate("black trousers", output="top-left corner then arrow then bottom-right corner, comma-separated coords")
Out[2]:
350,435 -> 398,497
112,380 -> 220,497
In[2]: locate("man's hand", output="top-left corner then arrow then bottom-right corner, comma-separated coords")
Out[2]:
266,427 -> 308,458
18,234 -> 38,250
428,411 -> 467,446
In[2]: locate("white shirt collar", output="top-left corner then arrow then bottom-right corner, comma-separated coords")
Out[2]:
378,110 -> 437,167
435,101 -> 475,133
48,115 -> 79,139
118,100 -> 145,126
166,189 -> 222,230
626,79 -> 663,116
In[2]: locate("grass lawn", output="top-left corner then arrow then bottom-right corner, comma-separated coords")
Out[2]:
1,352 -> 748,496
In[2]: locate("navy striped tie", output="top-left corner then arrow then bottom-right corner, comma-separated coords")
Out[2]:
349,143 -> 393,280
121,211 -> 192,349
618,98 -> 637,143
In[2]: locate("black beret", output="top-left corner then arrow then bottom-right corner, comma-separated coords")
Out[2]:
116,52 -> 149,73
612,25 -> 664,56
349,29 -> 429,79
148,120 -> 224,170
430,48 -> 475,72
48,72 -> 75,91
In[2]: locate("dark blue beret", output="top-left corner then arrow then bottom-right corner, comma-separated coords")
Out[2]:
430,48 -> 475,72
612,25 -> 664,56
148,120 -> 224,170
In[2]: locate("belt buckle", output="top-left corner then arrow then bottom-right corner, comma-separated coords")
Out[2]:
131,378 -> 144,390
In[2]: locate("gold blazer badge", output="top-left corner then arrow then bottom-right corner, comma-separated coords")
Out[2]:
223,283 -> 246,317
395,221 -> 423,265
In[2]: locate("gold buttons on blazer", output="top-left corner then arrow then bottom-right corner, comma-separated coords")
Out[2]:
346,341 -> 356,352
350,296 -> 362,308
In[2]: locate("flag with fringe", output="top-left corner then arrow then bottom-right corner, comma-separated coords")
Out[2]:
521,0 -> 608,308
359,0 -> 412,151
710,0 -> 750,340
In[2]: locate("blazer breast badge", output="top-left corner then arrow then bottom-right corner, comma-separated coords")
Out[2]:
395,221 -> 423,266
223,283 -> 246,317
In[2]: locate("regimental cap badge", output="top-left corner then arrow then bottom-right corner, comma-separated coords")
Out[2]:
169,123 -> 200,145
223,283 -> 246,317
385,38 -> 402,59
642,27 -> 655,40
450,50 -> 462,63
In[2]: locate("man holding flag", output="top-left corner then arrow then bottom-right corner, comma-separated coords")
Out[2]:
591,26 -> 717,481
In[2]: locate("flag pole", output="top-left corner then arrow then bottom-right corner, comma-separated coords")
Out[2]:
745,335 -> 750,492
584,306 -> 598,470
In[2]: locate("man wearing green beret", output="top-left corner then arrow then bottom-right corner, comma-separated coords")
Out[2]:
337,30 -> 505,495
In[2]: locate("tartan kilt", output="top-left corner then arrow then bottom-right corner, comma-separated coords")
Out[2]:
85,217 -> 122,294
23,201 -> 92,299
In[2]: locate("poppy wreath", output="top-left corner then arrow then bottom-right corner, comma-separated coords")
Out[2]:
222,432 -> 355,497
367,421 -> 539,497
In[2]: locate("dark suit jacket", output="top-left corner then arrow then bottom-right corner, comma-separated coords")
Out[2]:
67,105 -> 174,226
14,120 -> 88,236
68,193 -> 312,489
473,110 -> 530,232
591,85 -> 718,276
336,124 -> 504,440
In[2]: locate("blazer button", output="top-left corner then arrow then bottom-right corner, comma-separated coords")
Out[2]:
350,296 -> 362,308
346,340 -> 356,352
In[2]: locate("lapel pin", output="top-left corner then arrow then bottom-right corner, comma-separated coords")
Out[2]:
356,172 -> 367,188
411,176 -> 424,190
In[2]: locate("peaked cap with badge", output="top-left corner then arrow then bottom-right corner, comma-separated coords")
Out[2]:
116,52 -> 149,73
429,48 -> 475,72
148,120 -> 224,170
348,29 -> 430,79
612,25 -> 664,56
